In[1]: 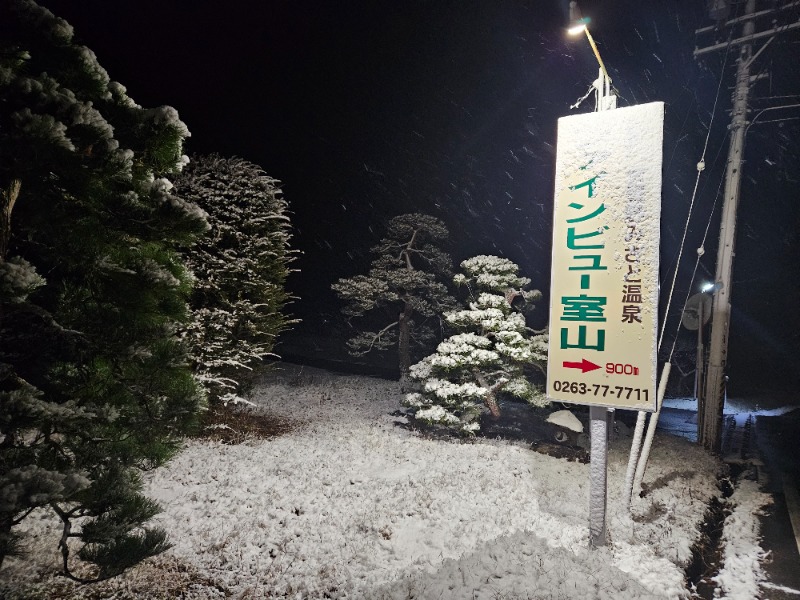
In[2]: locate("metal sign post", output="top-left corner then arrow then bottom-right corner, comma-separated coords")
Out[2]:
589,405 -> 610,547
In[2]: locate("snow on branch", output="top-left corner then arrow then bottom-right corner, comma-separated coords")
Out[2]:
404,255 -> 549,433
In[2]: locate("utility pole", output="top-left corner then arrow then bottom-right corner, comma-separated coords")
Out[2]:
700,0 -> 755,453
694,0 -> 800,452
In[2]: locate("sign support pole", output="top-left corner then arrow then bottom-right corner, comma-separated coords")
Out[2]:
587,66 -> 615,547
561,4 -> 662,548
589,405 -> 611,546
548,84 -> 662,547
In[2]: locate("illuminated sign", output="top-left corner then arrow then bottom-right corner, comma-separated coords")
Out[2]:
546,102 -> 663,410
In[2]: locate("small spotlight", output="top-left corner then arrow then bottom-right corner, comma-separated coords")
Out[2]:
701,282 -> 715,292
568,22 -> 588,35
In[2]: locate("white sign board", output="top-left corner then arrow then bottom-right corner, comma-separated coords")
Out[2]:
547,102 -> 664,411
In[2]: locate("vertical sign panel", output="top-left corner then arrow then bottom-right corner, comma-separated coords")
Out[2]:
547,102 -> 663,411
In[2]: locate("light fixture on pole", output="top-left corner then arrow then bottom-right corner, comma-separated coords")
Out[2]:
568,1 -> 616,112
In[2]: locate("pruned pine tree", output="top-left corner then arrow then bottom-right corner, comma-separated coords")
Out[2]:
404,255 -> 549,434
0,0 -> 206,581
332,213 -> 456,378
174,155 -> 297,405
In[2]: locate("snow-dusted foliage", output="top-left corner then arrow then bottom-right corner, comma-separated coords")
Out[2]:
332,213 -> 457,377
404,255 -> 548,433
0,0 -> 206,581
173,155 -> 297,405
0,256 -> 44,303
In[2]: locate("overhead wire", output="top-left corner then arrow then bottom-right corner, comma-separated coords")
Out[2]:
666,137 -> 728,360
657,24 -> 734,356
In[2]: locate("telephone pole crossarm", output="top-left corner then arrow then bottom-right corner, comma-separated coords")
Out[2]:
695,0 -> 800,36
694,20 -> 800,57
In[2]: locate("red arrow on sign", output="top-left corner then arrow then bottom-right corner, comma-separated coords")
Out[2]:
563,359 -> 602,373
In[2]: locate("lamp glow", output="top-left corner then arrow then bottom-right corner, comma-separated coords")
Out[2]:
568,23 -> 587,35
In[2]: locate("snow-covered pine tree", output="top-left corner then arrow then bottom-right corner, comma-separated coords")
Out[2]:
332,213 -> 457,379
0,0 -> 207,580
404,255 -> 549,434
173,155 -> 297,405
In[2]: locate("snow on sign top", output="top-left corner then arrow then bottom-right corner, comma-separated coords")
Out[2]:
547,102 -> 664,411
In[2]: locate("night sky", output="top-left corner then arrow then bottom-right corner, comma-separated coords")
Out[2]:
35,0 -> 800,398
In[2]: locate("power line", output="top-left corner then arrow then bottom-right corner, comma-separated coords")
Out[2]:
658,24 -> 733,353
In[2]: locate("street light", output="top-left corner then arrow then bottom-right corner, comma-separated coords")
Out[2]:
568,1 -> 616,111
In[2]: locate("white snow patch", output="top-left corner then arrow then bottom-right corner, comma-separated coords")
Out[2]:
547,409 -> 584,432
714,475 -> 773,600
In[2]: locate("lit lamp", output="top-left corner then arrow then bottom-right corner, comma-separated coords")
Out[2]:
568,1 -> 616,111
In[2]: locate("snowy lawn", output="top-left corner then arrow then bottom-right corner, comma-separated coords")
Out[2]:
1,365 -> 756,599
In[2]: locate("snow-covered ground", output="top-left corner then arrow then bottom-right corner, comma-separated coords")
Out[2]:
0,365 -> 775,599
663,395 -> 798,417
